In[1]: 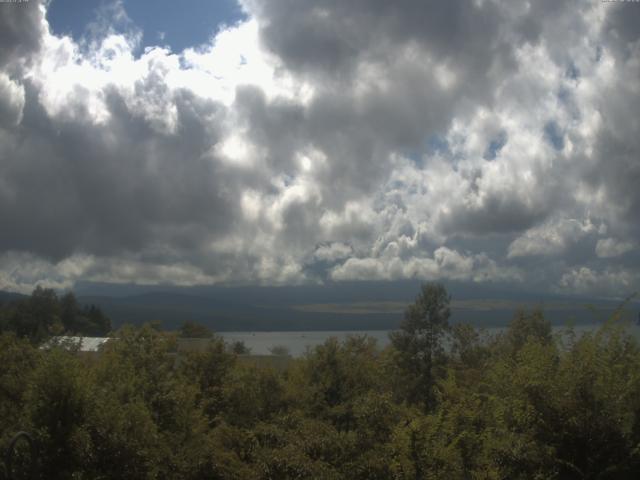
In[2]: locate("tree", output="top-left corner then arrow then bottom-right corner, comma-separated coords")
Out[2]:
268,345 -> 291,356
503,307 -> 552,354
389,282 -> 451,412
25,348 -> 92,479
0,333 -> 40,442
82,304 -> 111,336
179,320 -> 213,338
289,335 -> 384,432
229,340 -> 251,355
179,337 -> 235,425
7,287 -> 61,343
2,290 -> 111,340
59,292 -> 80,334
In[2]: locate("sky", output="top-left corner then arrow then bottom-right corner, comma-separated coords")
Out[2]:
0,0 -> 639,298
46,0 -> 246,53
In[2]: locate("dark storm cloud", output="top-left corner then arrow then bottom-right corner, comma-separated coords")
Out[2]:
591,130 -> 640,228
248,0 -> 511,79
0,79 -> 238,260
583,2 -> 640,245
234,85 -> 306,174
0,1 -> 44,69
442,195 -> 551,237
603,2 -> 640,54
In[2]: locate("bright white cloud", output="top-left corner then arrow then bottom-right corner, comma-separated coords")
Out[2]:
508,218 -> 597,258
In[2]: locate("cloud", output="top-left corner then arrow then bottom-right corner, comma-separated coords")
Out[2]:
595,238 -> 636,259
313,243 -> 353,263
330,247 -> 521,284
0,73 -> 24,127
0,0 -> 638,296
508,218 -> 597,258
559,266 -> 638,296
0,1 -> 45,69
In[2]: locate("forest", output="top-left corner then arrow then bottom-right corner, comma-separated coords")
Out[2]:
1,283 -> 639,479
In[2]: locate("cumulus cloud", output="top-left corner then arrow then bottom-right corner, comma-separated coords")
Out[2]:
595,238 -> 636,259
330,247 -> 521,284
508,218 -> 597,258
559,267 -> 638,296
313,243 -> 353,263
0,0 -> 638,296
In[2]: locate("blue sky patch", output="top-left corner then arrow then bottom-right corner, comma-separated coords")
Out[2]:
425,134 -> 450,156
566,61 -> 580,80
544,121 -> 565,151
47,0 -> 247,53
484,130 -> 508,160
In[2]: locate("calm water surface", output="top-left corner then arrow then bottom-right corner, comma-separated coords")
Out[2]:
221,324 -> 640,356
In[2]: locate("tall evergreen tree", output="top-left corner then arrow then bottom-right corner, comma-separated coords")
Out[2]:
390,282 -> 451,412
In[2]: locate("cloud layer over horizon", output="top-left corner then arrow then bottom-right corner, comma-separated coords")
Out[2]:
0,0 -> 639,296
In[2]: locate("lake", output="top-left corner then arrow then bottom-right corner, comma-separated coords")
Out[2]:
220,323 -> 640,356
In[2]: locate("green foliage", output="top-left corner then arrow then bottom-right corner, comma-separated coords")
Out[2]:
390,282 -> 451,411
1,285 -> 640,479
179,337 -> 235,425
0,334 -> 40,446
25,348 -> 93,478
179,320 -> 213,338
502,307 -> 552,353
0,288 -> 111,343
268,345 -> 290,356
229,340 -> 252,355
289,336 -> 383,430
